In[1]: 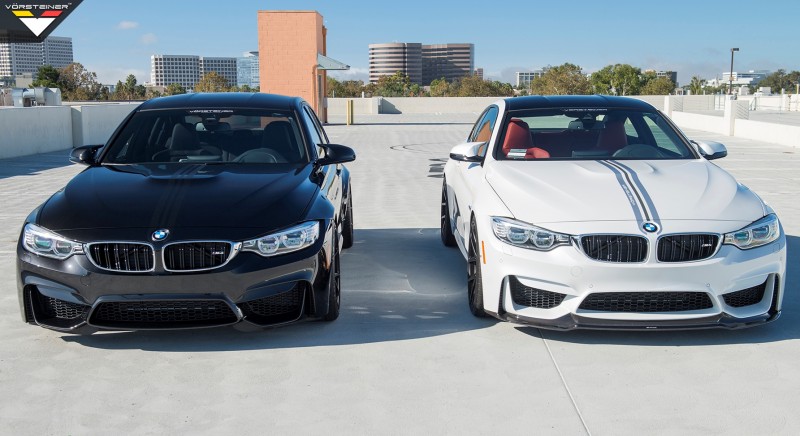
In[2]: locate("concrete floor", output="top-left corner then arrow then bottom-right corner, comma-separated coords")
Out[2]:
0,115 -> 798,435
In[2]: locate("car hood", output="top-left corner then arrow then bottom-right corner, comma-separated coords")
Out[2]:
486,159 -> 766,226
38,164 -> 318,235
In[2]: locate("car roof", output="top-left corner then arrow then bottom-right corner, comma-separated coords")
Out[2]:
504,95 -> 657,112
138,92 -> 305,111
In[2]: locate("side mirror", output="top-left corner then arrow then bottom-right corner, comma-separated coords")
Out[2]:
316,143 -> 356,166
69,145 -> 103,166
449,141 -> 486,162
691,140 -> 727,160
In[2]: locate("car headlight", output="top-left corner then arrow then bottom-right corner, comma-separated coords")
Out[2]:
491,217 -> 571,251
242,221 -> 320,257
22,223 -> 84,260
723,214 -> 780,250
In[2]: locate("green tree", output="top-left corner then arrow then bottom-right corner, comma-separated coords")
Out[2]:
373,71 -> 412,97
58,63 -> 103,101
641,77 -> 674,95
194,71 -> 230,92
590,64 -> 642,95
31,65 -> 60,88
757,69 -> 800,93
688,76 -> 705,95
531,63 -> 592,95
112,74 -> 146,100
164,83 -> 187,96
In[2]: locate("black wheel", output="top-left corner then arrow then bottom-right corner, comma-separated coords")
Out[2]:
440,180 -> 456,247
467,218 -> 488,317
322,233 -> 341,321
342,192 -> 354,249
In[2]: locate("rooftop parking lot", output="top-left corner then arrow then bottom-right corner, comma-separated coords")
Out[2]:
1,114 -> 798,435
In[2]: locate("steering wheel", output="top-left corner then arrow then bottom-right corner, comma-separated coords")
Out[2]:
612,144 -> 667,159
233,148 -> 283,163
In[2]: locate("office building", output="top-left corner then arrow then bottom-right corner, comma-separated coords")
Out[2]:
515,70 -> 544,88
706,70 -> 770,88
474,68 -> 484,80
150,54 -> 238,90
369,43 -> 423,84
0,36 -> 73,77
236,51 -> 260,88
421,43 -> 474,85
369,42 -> 475,85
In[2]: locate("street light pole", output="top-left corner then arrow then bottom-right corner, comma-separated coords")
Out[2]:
729,47 -> 739,95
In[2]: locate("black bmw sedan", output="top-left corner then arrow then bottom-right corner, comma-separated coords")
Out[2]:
17,93 -> 355,333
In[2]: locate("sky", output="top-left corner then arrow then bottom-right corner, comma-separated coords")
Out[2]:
54,0 -> 800,87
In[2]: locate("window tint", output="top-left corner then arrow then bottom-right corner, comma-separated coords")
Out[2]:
301,107 -> 325,157
469,106 -> 498,157
102,109 -> 308,164
496,108 -> 693,161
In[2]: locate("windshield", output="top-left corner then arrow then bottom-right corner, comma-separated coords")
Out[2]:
102,108 -> 309,164
496,108 -> 695,161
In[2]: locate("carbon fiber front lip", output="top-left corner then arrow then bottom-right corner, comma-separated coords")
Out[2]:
496,310 -> 780,331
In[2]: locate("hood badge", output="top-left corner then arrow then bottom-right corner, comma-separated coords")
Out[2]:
152,229 -> 170,241
642,222 -> 659,233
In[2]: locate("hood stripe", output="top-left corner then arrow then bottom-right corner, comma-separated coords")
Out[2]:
608,160 -> 661,224
596,160 -> 645,222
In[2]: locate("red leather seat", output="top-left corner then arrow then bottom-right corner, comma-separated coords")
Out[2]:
596,118 -> 628,153
525,147 -> 550,159
503,118 -> 534,155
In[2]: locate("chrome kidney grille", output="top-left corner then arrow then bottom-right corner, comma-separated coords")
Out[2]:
86,243 -> 155,272
580,235 -> 648,263
163,242 -> 235,272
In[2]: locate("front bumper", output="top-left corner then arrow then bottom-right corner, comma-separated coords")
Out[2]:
475,218 -> 787,331
17,230 -> 336,333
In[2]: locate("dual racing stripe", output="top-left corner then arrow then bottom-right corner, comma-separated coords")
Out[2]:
597,160 -> 660,226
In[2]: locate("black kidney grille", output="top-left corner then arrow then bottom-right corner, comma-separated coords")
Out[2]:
579,292 -> 713,312
88,243 -> 154,272
90,300 -> 237,328
658,234 -> 719,262
240,284 -> 305,325
164,242 -> 232,271
723,281 -> 768,308
509,276 -> 566,309
581,235 -> 648,262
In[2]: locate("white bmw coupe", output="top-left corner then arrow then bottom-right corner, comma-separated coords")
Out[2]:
442,96 -> 786,330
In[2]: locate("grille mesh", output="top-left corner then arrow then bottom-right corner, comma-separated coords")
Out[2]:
658,234 -> 719,262
240,285 -> 305,325
28,289 -> 90,329
581,235 -> 648,262
90,300 -> 237,328
579,292 -> 713,312
88,243 -> 153,272
509,277 -> 566,309
164,242 -> 232,271
723,281 -> 767,308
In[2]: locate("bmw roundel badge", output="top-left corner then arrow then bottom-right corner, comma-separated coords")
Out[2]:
642,222 -> 659,233
152,229 -> 170,241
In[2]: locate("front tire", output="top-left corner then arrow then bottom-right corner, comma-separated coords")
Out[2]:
441,180 -> 456,247
342,191 -> 354,249
322,233 -> 341,322
467,218 -> 487,317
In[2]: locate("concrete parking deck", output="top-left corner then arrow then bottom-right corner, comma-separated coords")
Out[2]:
0,115 -> 798,435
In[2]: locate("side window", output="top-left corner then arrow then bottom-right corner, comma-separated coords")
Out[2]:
469,106 -> 498,157
300,107 -> 324,157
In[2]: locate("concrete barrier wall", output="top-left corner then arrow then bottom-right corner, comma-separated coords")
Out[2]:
0,106 -> 73,159
734,119 -> 800,148
71,103 -> 139,146
681,95 -> 716,112
670,111 -> 729,135
378,97 -> 499,114
327,98 -> 377,116
630,96 -> 665,111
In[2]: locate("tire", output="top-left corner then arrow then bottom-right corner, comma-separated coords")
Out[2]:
467,218 -> 488,317
322,233 -> 341,322
440,180 -> 456,247
342,192 -> 354,249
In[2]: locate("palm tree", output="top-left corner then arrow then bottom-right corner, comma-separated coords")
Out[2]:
689,76 -> 705,95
